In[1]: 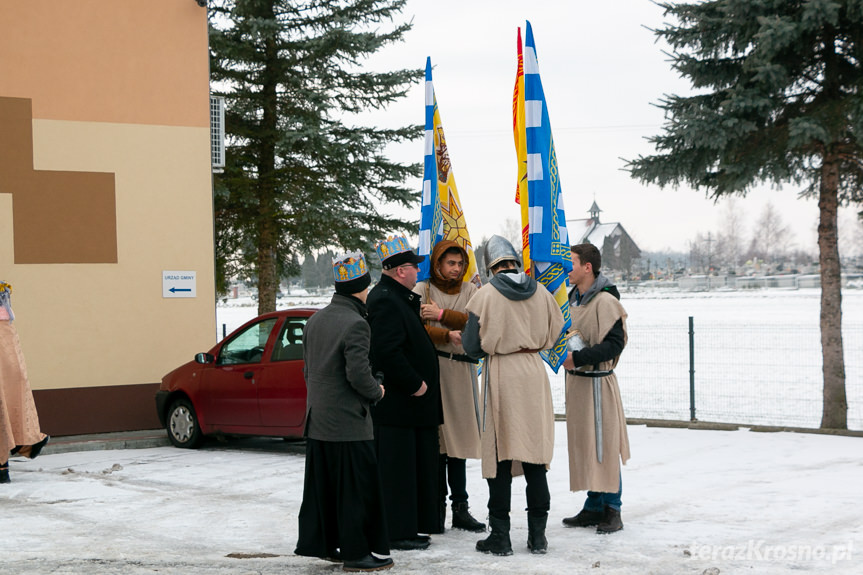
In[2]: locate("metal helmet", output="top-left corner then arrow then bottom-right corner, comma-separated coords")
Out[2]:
483,235 -> 521,272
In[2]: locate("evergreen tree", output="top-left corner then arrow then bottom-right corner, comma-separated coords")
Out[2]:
316,250 -> 336,288
209,0 -> 423,314
301,252 -> 318,289
628,0 -> 863,429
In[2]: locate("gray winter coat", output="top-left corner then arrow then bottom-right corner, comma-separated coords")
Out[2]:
302,293 -> 383,442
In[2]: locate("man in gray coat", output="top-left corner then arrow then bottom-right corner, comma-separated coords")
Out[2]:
295,250 -> 393,573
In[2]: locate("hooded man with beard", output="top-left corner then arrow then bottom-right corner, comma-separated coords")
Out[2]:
412,240 -> 486,533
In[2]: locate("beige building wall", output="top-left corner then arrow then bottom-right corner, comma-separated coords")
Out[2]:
0,0 -> 215,434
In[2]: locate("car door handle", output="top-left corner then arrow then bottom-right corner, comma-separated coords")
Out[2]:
244,371 -> 254,380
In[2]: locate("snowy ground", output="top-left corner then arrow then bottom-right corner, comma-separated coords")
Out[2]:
2,423 -> 861,574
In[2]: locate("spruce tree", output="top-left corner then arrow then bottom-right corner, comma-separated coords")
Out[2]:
628,0 -> 863,429
209,0 -> 422,314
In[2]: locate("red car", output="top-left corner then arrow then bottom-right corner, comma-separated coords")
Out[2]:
155,308 -> 317,448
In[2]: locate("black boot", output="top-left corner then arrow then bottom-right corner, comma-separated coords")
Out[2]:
452,501 -> 486,532
476,515 -> 512,556
562,508 -> 603,528
0,461 -> 9,484
527,513 -> 548,554
596,505 -> 623,534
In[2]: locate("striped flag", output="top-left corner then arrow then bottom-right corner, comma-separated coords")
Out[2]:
513,22 -> 572,372
418,57 -> 481,286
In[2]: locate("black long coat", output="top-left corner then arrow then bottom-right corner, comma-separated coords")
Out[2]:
367,274 -> 442,428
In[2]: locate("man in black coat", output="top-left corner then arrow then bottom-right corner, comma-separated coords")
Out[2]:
368,235 -> 443,551
295,250 -> 393,572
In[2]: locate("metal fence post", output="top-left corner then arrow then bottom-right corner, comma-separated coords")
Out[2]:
689,316 -> 697,422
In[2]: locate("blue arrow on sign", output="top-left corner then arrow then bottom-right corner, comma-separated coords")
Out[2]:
169,287 -> 192,293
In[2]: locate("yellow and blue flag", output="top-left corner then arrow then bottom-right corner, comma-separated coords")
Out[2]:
418,57 -> 481,287
513,22 -> 572,372
512,27 -> 531,273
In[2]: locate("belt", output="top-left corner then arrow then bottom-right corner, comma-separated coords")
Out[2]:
569,369 -> 614,377
436,350 -> 479,364
515,348 -> 543,354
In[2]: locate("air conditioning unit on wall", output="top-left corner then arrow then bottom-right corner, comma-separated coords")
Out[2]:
210,96 -> 225,173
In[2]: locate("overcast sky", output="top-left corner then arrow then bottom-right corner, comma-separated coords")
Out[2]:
360,0 -> 863,255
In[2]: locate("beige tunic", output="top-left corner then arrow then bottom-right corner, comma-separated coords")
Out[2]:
565,291 -> 630,492
414,280 -> 481,459
1,321 -> 46,454
465,282 -> 564,479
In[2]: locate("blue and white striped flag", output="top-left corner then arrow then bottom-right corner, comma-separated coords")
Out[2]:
418,58 -> 443,281
522,21 -> 572,372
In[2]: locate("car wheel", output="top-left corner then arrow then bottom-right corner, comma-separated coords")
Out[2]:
167,398 -> 203,449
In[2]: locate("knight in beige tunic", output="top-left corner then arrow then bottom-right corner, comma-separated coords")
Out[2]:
465,280 -> 563,479
413,240 -> 485,532
561,244 -> 630,534
462,235 -> 564,556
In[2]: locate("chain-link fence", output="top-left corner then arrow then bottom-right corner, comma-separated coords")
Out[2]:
549,320 -> 863,431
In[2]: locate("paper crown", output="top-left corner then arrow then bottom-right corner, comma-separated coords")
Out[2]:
375,235 -> 425,269
375,235 -> 410,261
332,251 -> 369,283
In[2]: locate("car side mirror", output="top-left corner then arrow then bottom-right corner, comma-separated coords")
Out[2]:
195,352 -> 215,364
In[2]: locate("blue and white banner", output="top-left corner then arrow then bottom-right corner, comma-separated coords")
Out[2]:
522,21 -> 572,372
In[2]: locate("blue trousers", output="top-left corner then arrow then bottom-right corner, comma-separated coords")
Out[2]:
583,473 -> 622,512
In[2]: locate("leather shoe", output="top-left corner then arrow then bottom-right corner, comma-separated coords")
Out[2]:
324,549 -> 342,562
389,537 -> 430,551
562,508 -> 603,528
30,435 -> 50,459
342,554 -> 393,572
17,435 -> 50,460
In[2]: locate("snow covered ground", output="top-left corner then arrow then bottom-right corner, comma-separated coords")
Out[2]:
1,423 -> 860,574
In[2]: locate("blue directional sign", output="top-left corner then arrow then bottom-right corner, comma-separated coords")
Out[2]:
162,270 -> 197,298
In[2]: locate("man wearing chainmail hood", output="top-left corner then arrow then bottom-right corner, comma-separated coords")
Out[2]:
413,239 -> 486,533
462,235 -> 564,556
561,243 -> 630,535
